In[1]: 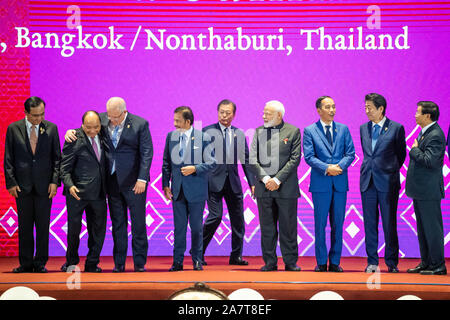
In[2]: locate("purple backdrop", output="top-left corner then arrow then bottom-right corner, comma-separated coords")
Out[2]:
19,0 -> 450,258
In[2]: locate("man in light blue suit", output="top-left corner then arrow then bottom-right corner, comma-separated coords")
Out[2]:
162,106 -> 216,272
303,96 -> 355,272
360,93 -> 406,273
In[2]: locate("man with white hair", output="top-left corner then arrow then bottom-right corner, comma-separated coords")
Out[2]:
65,97 -> 153,272
250,100 -> 302,272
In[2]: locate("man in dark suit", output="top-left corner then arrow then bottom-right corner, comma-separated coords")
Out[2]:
202,99 -> 255,266
4,96 -> 61,273
360,93 -> 406,273
60,111 -> 107,273
406,101 -> 447,275
65,97 -> 153,272
162,106 -> 216,271
303,96 -> 355,273
250,100 -> 302,272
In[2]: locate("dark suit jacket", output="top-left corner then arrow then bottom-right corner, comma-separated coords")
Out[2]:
99,112 -> 153,192
360,118 -> 406,193
4,119 -> 61,196
406,122 -> 446,200
60,129 -> 107,200
162,128 -> 216,203
203,123 -> 255,194
303,121 -> 355,193
250,121 -> 301,199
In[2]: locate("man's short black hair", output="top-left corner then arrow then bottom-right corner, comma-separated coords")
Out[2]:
217,99 -> 236,114
24,96 -> 45,113
316,96 -> 332,109
365,93 -> 387,116
174,106 -> 194,125
418,101 -> 440,122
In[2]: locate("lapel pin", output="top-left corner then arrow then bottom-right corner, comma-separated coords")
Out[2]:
192,136 -> 195,140
127,124 -> 130,129
283,138 -> 288,145
40,127 -> 45,134
384,127 -> 388,132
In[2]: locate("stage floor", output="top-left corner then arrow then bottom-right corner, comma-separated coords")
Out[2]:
0,256 -> 449,300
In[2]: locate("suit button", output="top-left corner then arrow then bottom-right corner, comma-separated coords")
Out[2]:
33,160 -> 36,162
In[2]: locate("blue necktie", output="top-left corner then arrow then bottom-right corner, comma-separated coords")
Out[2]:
111,125 -> 119,174
372,124 -> 380,151
325,125 -> 333,146
179,134 -> 186,160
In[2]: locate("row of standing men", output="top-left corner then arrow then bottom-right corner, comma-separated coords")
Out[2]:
4,94 -> 448,275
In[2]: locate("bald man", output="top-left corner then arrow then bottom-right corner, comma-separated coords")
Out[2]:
65,98 -> 153,272
61,111 -> 107,272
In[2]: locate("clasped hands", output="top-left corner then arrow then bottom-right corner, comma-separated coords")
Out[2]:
265,178 -> 280,191
326,164 -> 343,176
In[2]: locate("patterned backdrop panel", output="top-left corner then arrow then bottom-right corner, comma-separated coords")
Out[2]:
0,0 -> 449,258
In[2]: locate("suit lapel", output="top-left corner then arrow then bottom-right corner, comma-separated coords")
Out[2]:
419,122 -> 437,147
34,122 -> 47,155
19,119 -> 33,155
82,131 -> 101,164
314,121 -> 332,153
115,114 -> 131,149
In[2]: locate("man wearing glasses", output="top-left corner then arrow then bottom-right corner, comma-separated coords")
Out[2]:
4,96 -> 61,273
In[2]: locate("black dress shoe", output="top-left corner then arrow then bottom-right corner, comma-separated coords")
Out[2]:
12,266 -> 33,273
420,266 -> 447,275
407,263 -> 428,273
85,266 -> 102,273
112,265 -> 125,273
388,266 -> 399,273
285,264 -> 301,271
60,262 -> 77,272
201,260 -> 208,266
328,264 -> 343,272
229,257 -> 249,266
169,263 -> 183,272
34,266 -> 48,273
314,264 -> 327,272
260,265 -> 277,271
134,267 -> 146,272
193,261 -> 203,271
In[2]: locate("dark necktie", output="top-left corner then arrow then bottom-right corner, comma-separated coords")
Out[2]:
325,125 -> 333,146
179,134 -> 186,159
372,124 -> 380,151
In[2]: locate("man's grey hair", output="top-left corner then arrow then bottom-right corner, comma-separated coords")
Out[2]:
265,100 -> 285,118
106,97 -> 127,112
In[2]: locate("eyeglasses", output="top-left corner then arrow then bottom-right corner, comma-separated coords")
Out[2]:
108,110 -> 125,121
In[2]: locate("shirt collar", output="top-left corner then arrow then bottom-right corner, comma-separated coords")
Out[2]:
219,122 -> 232,133
25,117 -> 39,130
320,119 -> 333,130
372,116 -> 387,129
182,126 -> 193,139
109,112 -> 128,128
422,121 -> 436,135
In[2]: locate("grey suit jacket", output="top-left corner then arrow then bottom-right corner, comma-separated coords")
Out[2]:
250,121 -> 301,199
406,122 -> 446,200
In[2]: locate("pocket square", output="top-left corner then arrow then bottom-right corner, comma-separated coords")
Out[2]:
193,146 -> 200,150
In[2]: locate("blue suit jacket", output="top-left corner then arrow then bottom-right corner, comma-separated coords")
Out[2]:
100,112 -> 153,191
359,118 -> 406,193
203,123 -> 255,194
303,121 -> 355,193
162,128 -> 216,203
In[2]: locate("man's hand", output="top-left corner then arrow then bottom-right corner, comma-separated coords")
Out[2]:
48,183 -> 57,199
326,164 -> 343,176
65,129 -> 77,143
251,186 -> 256,199
265,179 -> 280,191
412,139 -> 419,149
164,187 -> 173,201
7,186 -> 21,198
133,180 -> 146,194
181,166 -> 196,176
69,186 -> 81,201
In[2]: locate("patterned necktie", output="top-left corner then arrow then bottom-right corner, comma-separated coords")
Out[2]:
179,134 -> 186,159
30,125 -> 38,155
325,125 -> 333,146
91,137 -> 101,161
372,124 -> 381,151
111,125 -> 119,148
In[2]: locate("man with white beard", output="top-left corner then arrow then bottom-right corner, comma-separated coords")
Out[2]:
250,100 -> 302,272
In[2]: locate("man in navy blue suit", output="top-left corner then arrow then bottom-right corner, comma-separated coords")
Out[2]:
360,93 -> 406,273
162,106 -> 216,271
202,99 -> 255,266
303,96 -> 355,272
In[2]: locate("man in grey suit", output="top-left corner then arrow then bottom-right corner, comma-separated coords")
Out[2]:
406,101 -> 446,275
250,100 -> 302,272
